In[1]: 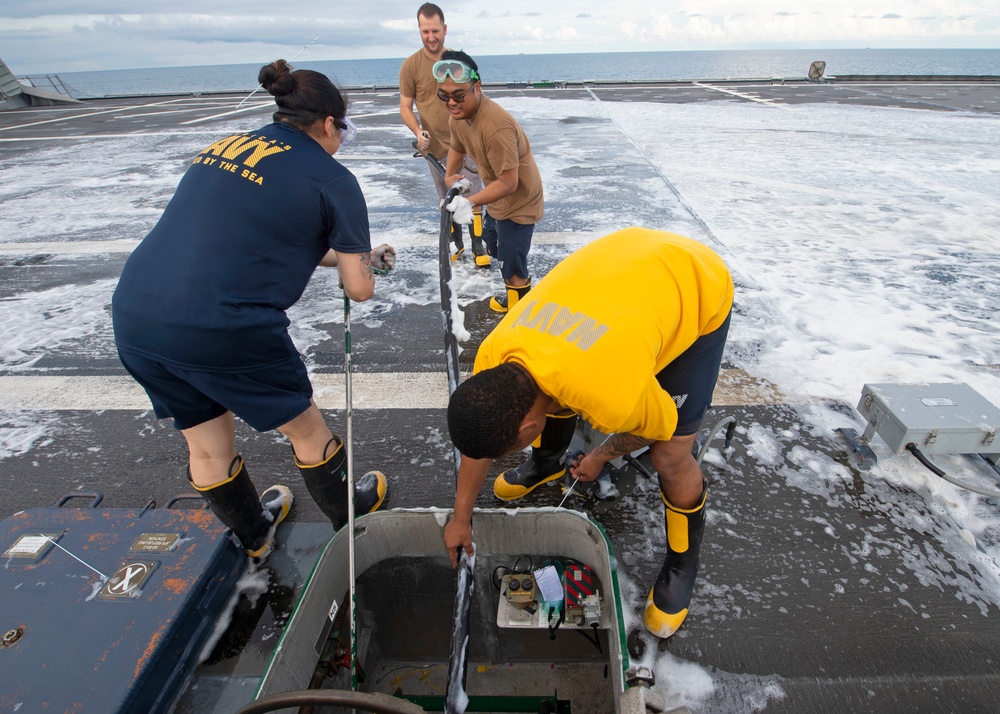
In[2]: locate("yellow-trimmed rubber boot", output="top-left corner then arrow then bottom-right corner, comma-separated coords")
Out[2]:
192,455 -> 293,560
472,235 -> 491,268
450,222 -> 465,262
643,485 -> 707,638
494,413 -> 577,500
489,280 -> 531,313
295,435 -> 387,532
471,209 -> 490,267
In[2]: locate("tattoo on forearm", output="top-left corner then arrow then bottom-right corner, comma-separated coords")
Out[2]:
596,433 -> 655,459
360,251 -> 373,276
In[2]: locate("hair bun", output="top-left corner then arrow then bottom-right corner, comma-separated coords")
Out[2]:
259,59 -> 294,97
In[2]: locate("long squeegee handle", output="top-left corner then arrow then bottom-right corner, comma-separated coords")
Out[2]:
444,547 -> 474,714
413,139 -> 448,178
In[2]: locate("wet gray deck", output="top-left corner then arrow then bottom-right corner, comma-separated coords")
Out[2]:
1,80 -> 998,713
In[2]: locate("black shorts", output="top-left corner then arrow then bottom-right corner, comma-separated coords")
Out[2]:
117,348 -> 314,432
655,309 -> 732,436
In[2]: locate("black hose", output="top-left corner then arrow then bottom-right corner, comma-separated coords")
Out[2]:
905,443 -> 1000,499
696,416 -> 736,465
905,443 -> 946,477
724,419 -> 737,450
623,452 -> 656,480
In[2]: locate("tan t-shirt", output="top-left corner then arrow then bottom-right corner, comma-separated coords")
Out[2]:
449,95 -> 544,225
399,50 -> 453,159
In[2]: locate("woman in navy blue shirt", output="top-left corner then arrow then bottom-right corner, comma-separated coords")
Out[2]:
113,59 -> 393,558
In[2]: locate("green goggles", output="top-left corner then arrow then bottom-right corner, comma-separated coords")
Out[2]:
432,59 -> 479,83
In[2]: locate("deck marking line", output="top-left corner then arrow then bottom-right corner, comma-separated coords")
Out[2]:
0,369 -> 780,410
0,99 -> 195,133
692,82 -> 795,110
179,101 -> 274,125
0,232 -> 601,256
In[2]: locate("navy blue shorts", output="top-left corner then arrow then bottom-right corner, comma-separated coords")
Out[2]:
482,213 -> 534,282
655,309 -> 732,436
117,348 -> 314,432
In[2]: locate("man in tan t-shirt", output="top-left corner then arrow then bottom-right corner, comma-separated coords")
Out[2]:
440,50 -> 544,313
398,3 -> 487,265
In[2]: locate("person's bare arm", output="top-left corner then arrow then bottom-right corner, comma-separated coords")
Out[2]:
333,250 -> 376,301
399,94 -> 430,150
570,433 -> 656,481
444,147 -> 466,181
443,455 -> 492,567
464,166 -> 518,209
318,249 -> 338,267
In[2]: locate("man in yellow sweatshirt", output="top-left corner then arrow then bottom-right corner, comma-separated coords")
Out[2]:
445,227 -> 734,638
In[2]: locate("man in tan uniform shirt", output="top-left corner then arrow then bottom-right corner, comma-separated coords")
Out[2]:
439,50 -> 544,313
398,3 -> 487,264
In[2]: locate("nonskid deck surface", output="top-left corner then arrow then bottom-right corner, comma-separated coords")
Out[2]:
1,81 -> 999,713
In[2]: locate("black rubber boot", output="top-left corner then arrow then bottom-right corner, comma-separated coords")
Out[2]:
450,222 -> 465,261
295,435 -> 387,532
643,485 -> 707,638
493,413 -> 578,501
192,455 -> 293,559
471,234 -> 491,267
469,207 -> 490,267
489,279 -> 531,313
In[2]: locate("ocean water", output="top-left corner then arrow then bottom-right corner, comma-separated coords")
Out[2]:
42,48 -> 1000,99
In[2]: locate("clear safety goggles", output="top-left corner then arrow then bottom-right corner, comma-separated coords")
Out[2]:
432,60 -> 479,83
335,116 -> 357,147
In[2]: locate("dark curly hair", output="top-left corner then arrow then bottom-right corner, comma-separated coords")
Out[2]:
447,363 -> 538,459
258,59 -> 347,130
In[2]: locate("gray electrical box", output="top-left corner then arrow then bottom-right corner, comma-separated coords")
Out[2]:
857,382 -> 1000,456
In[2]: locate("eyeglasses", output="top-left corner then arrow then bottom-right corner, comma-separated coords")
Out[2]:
334,116 -> 357,147
432,59 -> 479,84
436,89 -> 470,104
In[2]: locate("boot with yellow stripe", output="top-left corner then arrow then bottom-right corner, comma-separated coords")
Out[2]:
471,235 -> 491,268
471,209 -> 491,267
294,434 -> 387,532
489,279 -> 531,313
494,413 -> 577,501
450,222 -> 465,262
192,455 -> 293,560
643,484 -> 707,639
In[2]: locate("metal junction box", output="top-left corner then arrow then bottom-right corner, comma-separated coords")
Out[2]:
0,496 -> 245,714
857,382 -> 1000,456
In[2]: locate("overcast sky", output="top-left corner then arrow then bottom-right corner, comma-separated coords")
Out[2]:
3,1 -> 999,74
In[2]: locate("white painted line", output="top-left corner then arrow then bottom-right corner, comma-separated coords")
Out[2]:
0,97 -> 195,115
125,106 -> 242,119
0,131 -> 226,142
0,239 -> 140,255
692,82 -> 795,110
347,109 -> 403,119
179,101 -> 275,125
323,154 -> 428,161
0,373 -> 450,411
0,233 -> 600,256
0,369 -> 781,411
0,99 -> 197,132
178,106 -> 398,126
